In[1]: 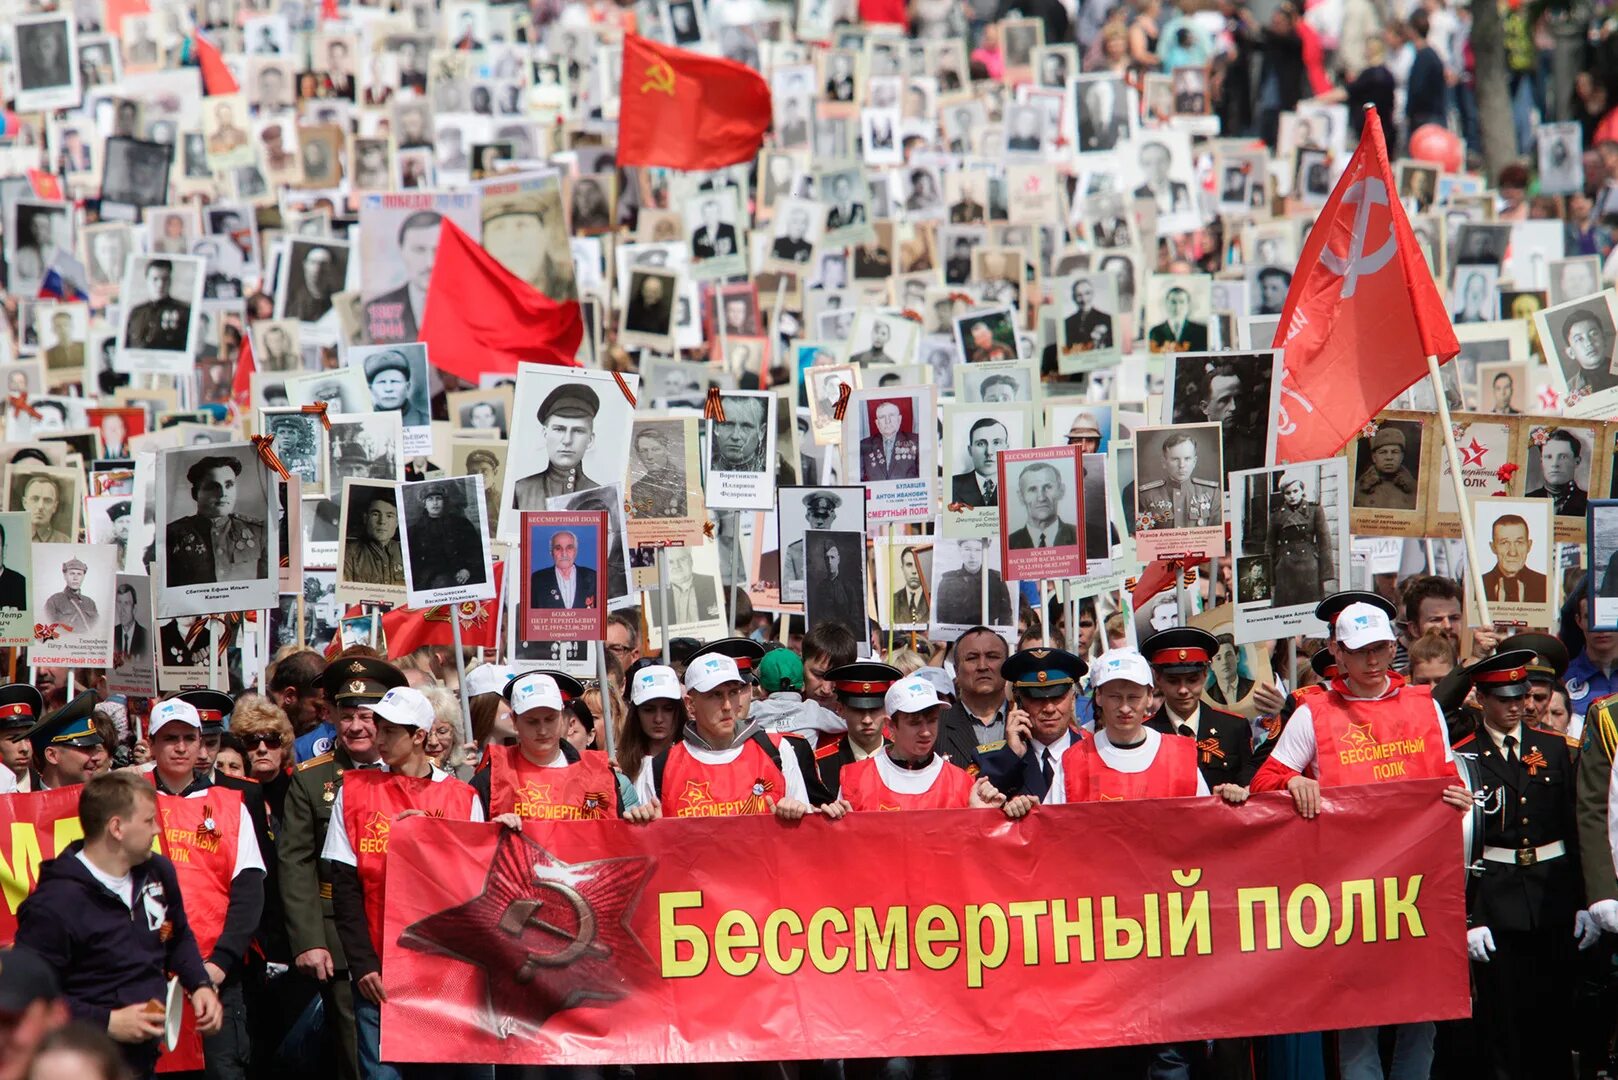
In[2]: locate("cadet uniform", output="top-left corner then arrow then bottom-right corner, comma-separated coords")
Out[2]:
278,657 -> 406,1080
1137,473 -> 1220,528
513,384 -> 600,507
1143,627 -> 1257,788
1355,426 -> 1418,509
813,662 -> 900,796
1452,651 -> 1582,1080
0,683 -> 38,792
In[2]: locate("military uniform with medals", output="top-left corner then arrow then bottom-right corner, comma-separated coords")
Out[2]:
1137,475 -> 1220,528
166,513 -> 269,586
127,293 -> 192,350
630,465 -> 687,518
278,657 -> 405,1080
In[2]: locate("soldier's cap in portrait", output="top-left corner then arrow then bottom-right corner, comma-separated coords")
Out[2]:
363,348 -> 411,382
1369,426 -> 1405,451
186,454 -> 243,486
60,557 -> 87,574
538,383 -> 599,424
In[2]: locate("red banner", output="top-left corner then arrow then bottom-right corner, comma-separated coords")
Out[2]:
0,788 -> 84,945
381,781 -> 1468,1064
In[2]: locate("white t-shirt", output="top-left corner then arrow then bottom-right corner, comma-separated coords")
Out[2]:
77,850 -> 134,908
322,763 -> 484,867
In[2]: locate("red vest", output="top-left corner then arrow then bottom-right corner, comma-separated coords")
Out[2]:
1310,677 -> 1452,787
487,745 -> 617,821
661,739 -> 785,817
839,755 -> 975,811
1061,733 -> 1201,802
154,786 -> 242,1075
342,769 -> 476,961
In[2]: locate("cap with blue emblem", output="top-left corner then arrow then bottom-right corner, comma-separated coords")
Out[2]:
504,673 -> 565,714
1314,591 -> 1397,640
685,653 -> 745,693
1090,649 -> 1154,688
27,691 -> 102,757
1002,647 -> 1088,699
630,665 -> 683,706
149,698 -> 202,735
1333,602 -> 1397,650
689,638 -> 766,684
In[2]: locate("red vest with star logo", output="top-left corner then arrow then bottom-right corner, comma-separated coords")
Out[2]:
661,739 -> 785,817
1061,734 -> 1201,802
152,785 -> 241,1074
838,756 -> 975,811
342,768 -> 476,960
488,745 -> 617,820
1311,676 -> 1451,786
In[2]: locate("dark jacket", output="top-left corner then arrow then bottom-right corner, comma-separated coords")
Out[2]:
17,841 -> 211,1068
1406,44 -> 1447,129
1147,704 -> 1258,787
975,729 -> 1084,799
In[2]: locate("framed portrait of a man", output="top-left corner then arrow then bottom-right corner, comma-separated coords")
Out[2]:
1347,411 -> 1433,539
154,442 -> 278,618
345,343 -> 432,456
0,512 -> 32,645
397,475 -> 493,608
998,444 -> 1088,582
777,485 -> 865,605
625,416 -> 702,547
336,478 -> 405,606
1471,496 -> 1554,628
1132,422 -> 1227,561
706,390 -> 777,511
841,384 -> 937,522
520,509 -> 608,646
31,542 -> 115,666
1535,290 -> 1618,419
116,254 -> 204,375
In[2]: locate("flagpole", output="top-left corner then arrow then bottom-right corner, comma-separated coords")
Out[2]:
1427,354 -> 1493,627
714,287 -> 729,372
657,546 -> 671,664
597,643 -> 617,763
1039,580 -> 1050,646
450,606 -> 471,726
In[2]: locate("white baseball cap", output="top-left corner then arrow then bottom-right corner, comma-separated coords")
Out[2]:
149,699 -> 201,735
371,686 -> 435,731
684,653 -> 744,693
884,675 -> 942,716
464,664 -> 514,698
631,665 -> 683,706
507,673 -> 563,715
910,666 -> 955,700
1334,602 -> 1396,650
1090,649 -> 1154,688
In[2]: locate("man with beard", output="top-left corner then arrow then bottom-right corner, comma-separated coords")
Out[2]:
1526,428 -> 1588,517
167,455 -> 268,586
1265,475 -> 1337,605
514,385 -> 599,506
405,482 -> 484,591
362,211 -> 439,342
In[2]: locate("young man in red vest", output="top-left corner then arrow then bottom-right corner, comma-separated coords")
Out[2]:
1064,649 -> 1249,803
321,686 -> 481,1079
144,696 -> 265,1077
1249,596 -> 1472,1080
634,652 -> 815,819
471,671 -> 654,823
831,674 -> 1037,814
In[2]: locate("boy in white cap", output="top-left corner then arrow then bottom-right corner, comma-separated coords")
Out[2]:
829,675 -> 1037,815
1060,650 -> 1245,802
142,697 -> 266,1073
635,653 -> 815,819
470,672 -> 652,824
320,686 -> 481,1079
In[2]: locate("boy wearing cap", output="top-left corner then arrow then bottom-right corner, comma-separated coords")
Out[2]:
831,675 -> 1037,815
976,647 -> 1087,804
811,662 -> 901,795
0,684 -> 42,792
1142,627 -> 1257,789
142,697 -> 266,1074
1450,650 -> 1584,1079
636,653 -> 815,819
472,672 -> 649,823
1063,650 -> 1239,802
322,685 -> 481,1078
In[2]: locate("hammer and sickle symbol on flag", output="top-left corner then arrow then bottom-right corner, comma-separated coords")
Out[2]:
1319,177 -> 1397,299
642,59 -> 676,96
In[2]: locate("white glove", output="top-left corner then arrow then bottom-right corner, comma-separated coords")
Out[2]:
1590,899 -> 1618,935
1467,926 -> 1495,963
1576,909 -> 1603,951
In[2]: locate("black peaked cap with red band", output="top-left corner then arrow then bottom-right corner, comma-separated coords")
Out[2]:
1462,648 -> 1537,700
1141,627 -> 1220,676
825,662 -> 902,709
0,683 -> 44,732
176,690 -> 235,733
689,638 -> 767,683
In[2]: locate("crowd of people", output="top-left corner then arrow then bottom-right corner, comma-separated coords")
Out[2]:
1,0 -> 1618,1073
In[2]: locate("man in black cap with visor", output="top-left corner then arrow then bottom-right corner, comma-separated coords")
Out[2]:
513,383 -> 600,508
812,661 -> 900,795
0,684 -> 43,792
1451,649 -> 1587,1080
1142,626 -> 1257,790
1497,631 -> 1569,732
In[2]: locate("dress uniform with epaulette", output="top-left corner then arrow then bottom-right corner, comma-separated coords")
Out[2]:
1452,650 -> 1585,1080
0,684 -> 42,793
25,691 -> 102,791
277,656 -> 405,1080
1143,627 -> 1258,787
1137,473 -> 1220,528
813,662 -> 900,796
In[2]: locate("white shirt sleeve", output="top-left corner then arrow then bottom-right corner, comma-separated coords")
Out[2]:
0,769 -> 16,794
1268,701 -> 1319,774
234,804 -> 266,876
779,742 -> 809,804
1195,771 -> 1210,797
468,789 -> 485,823
634,756 -> 659,805
321,787 -> 355,867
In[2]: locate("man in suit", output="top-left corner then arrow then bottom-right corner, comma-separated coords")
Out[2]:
531,529 -> 598,609
890,546 -> 929,626
974,648 -> 1088,803
859,400 -> 920,481
1452,650 -> 1583,1078
690,199 -> 738,260
285,245 -> 338,323
1525,428 -> 1588,517
1147,286 -> 1208,353
0,522 -> 24,611
1008,462 -> 1078,549
1134,141 -> 1192,215
661,547 -> 720,626
936,628 -> 1009,768
1062,278 -> 1113,353
361,211 -> 440,344
771,209 -> 814,264
951,417 -> 1006,508
825,175 -> 865,230
1079,78 -> 1130,151
1482,514 -> 1547,603
112,581 -> 148,669
126,258 -> 192,351
1142,627 -> 1258,789
934,538 -> 1011,626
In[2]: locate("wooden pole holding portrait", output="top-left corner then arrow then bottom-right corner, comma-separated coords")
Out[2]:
1426,355 -> 1494,626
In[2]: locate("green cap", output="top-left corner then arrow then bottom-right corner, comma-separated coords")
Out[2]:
757,650 -> 804,694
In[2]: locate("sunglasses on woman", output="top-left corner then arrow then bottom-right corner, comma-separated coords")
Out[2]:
242,733 -> 284,749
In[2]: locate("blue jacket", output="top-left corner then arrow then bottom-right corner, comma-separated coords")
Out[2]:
294,721 -> 336,763
974,729 -> 1085,800
17,841 -> 210,1067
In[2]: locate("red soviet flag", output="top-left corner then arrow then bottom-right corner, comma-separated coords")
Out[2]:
383,562 -> 505,656
418,220 -> 582,381
1271,106 -> 1458,463
230,330 -> 255,416
188,32 -> 239,95
616,35 -> 771,171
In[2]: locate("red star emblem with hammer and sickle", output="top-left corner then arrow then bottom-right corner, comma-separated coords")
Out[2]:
398,829 -> 653,1038
1460,437 -> 1488,467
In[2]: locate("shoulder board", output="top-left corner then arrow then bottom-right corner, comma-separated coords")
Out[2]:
813,736 -> 843,761
1587,690 -> 1618,716
1567,733 -> 1581,750
1451,732 -> 1477,750
296,752 -> 334,772
1192,478 -> 1219,487
1138,480 -> 1164,491
976,740 -> 1006,753
1599,711 -> 1618,763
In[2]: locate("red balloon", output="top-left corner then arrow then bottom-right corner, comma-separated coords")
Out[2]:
1408,124 -> 1464,173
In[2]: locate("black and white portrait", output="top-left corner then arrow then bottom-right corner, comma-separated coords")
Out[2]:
1548,257 -> 1603,307
1246,265 -> 1293,317
627,417 -> 695,522
1145,274 -> 1213,354
107,573 -> 154,694
778,485 -> 864,604
1058,274 -> 1119,363
30,542 -> 115,667
706,391 -> 777,510
1453,222 -> 1512,267
1129,132 -> 1198,233
1349,418 -> 1425,516
262,408 -> 327,493
1537,122 -> 1583,197
1524,423 -> 1594,520
7,200 -> 71,298
284,367 -> 369,415
275,237 -> 350,325
348,343 -> 432,454
1163,350 -> 1281,479
337,479 -> 405,603
619,267 -> 679,351
155,442 -> 277,618
13,14 -> 79,113
116,254 -> 203,373
1133,423 -> 1226,532
101,137 -> 171,211
1075,75 -> 1132,152
928,536 -> 1013,635
499,368 -> 638,537
802,528 -> 867,638
397,475 -> 493,607
767,196 -> 825,271
1230,460 -> 1348,640
1535,291 -> 1618,414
